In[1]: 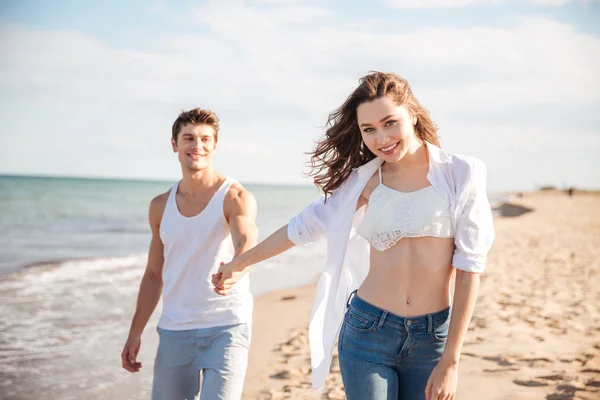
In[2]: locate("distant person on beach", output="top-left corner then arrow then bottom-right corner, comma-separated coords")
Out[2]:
213,72 -> 495,400
121,108 -> 258,400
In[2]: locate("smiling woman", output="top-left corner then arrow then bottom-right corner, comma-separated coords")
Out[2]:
309,73 -> 440,200
213,71 -> 495,400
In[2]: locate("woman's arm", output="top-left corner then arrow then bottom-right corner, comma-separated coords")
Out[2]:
425,272 -> 480,400
445,271 -> 480,363
426,158 -> 494,400
213,193 -> 335,295
213,172 -> 357,295
213,225 -> 295,295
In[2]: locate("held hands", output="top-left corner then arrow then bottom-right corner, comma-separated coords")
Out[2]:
425,359 -> 458,400
211,258 -> 248,296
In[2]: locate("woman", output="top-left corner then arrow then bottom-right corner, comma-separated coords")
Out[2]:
212,72 -> 495,400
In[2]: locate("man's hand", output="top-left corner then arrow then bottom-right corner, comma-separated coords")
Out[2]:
121,335 -> 142,373
212,260 -> 249,296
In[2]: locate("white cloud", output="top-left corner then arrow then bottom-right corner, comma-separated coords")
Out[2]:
384,0 -> 600,9
0,1 -> 598,189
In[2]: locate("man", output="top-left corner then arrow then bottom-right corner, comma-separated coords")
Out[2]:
121,108 -> 257,400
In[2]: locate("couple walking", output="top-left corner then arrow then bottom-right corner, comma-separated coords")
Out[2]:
121,71 -> 495,400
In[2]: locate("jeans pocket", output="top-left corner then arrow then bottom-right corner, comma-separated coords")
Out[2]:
432,319 -> 449,342
344,309 -> 378,332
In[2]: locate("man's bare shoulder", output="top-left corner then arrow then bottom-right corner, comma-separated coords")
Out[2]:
224,181 -> 257,218
151,190 -> 170,209
225,181 -> 255,203
149,190 -> 171,225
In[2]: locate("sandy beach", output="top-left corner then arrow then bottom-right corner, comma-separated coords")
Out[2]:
242,192 -> 600,399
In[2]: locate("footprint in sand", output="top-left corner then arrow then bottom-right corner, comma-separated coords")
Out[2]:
545,382 -> 597,400
483,367 -> 521,373
536,374 -> 567,381
545,394 -> 575,400
483,356 -> 516,367
574,354 -> 595,367
515,356 -> 553,367
269,370 -> 293,380
513,379 -> 549,387
586,379 -> 600,388
581,368 -> 600,374
555,384 -> 586,394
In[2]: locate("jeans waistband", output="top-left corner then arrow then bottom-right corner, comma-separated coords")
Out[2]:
348,291 -> 450,331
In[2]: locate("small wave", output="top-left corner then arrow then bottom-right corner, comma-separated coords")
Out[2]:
16,254 -> 146,272
20,258 -> 90,270
104,227 -> 148,233
0,253 -> 150,383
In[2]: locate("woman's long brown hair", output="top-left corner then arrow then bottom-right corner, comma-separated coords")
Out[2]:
308,72 -> 440,200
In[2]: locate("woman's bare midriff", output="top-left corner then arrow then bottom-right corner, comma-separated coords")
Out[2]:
357,236 -> 455,317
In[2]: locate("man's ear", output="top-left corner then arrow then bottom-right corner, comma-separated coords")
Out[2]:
171,137 -> 177,152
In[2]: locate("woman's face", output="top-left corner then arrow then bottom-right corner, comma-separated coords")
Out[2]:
356,96 -> 419,163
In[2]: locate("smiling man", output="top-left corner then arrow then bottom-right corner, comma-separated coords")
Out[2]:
121,108 -> 258,400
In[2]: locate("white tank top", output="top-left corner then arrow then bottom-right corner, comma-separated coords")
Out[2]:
157,177 -> 253,330
357,166 -> 454,251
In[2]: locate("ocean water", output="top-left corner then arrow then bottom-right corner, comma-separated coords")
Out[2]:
0,175 -> 506,399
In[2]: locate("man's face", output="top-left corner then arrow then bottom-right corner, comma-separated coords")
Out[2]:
171,123 -> 217,171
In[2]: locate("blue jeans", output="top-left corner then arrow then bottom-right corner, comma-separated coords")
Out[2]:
338,293 -> 450,400
152,323 -> 251,400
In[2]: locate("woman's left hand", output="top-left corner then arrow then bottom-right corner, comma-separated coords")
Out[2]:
425,359 -> 458,400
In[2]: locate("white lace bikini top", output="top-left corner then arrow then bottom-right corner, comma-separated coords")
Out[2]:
356,165 -> 454,251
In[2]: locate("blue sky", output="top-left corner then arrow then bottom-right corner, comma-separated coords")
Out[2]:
0,0 -> 599,191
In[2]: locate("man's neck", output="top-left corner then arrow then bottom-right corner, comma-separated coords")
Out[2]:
179,166 -> 220,194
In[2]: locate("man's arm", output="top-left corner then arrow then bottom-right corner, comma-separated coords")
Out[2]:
226,183 -> 259,258
121,193 -> 166,373
212,183 -> 259,294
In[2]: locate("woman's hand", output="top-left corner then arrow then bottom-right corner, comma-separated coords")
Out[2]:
211,260 -> 248,295
425,359 -> 458,400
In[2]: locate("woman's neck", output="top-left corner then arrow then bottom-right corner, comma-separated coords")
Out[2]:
385,141 -> 428,171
